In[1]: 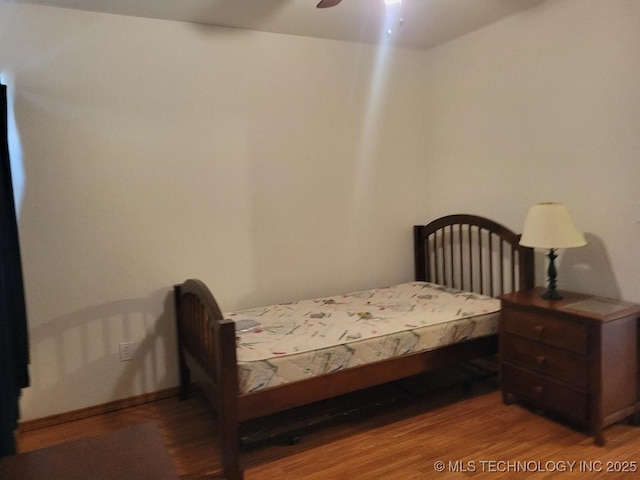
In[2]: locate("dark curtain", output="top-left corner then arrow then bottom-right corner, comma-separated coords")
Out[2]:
0,83 -> 30,457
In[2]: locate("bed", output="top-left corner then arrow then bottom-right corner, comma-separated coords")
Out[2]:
174,214 -> 534,479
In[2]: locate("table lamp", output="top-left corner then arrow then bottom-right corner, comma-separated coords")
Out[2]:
519,202 -> 586,300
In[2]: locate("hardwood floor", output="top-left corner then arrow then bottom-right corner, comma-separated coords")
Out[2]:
16,373 -> 640,479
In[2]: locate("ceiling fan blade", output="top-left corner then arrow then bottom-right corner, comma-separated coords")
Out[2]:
317,0 -> 343,8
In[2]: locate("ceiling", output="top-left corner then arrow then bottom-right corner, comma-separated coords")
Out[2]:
3,0 -> 545,51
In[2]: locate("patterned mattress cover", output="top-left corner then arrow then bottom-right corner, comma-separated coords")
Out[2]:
226,282 -> 500,395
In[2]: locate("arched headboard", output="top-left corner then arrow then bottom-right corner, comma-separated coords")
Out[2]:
414,214 -> 534,297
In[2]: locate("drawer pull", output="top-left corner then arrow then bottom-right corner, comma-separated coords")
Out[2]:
533,325 -> 544,334
535,355 -> 546,365
533,385 -> 544,396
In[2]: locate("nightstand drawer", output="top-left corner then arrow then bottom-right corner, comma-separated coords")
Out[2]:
502,334 -> 588,388
501,308 -> 588,354
501,364 -> 588,422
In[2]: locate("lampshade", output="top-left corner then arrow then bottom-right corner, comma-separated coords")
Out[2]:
519,202 -> 586,249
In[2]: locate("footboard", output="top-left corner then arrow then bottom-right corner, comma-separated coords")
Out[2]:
174,279 -> 241,480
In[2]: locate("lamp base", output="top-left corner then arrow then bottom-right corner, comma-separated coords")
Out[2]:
540,248 -> 563,301
541,288 -> 563,300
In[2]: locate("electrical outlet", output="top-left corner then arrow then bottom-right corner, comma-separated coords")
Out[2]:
119,342 -> 133,362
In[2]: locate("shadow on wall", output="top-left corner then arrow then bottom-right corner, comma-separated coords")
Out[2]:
560,233 -> 621,299
22,289 -> 177,418
112,291 -> 177,402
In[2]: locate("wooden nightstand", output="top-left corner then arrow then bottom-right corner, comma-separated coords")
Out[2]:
498,288 -> 640,445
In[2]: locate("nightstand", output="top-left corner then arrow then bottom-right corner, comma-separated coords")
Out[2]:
498,288 -> 640,445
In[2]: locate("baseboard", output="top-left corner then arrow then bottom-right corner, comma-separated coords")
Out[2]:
18,387 -> 182,433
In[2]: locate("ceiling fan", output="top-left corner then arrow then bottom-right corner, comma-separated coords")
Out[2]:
316,0 -> 343,7
317,0 -> 400,8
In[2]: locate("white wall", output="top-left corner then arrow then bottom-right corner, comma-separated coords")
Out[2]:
0,4 -> 430,420
1,0 -> 639,421
418,0 -> 640,301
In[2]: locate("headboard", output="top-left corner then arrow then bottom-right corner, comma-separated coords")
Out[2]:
414,214 -> 534,297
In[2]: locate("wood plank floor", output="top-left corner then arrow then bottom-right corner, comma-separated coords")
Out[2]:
16,375 -> 640,479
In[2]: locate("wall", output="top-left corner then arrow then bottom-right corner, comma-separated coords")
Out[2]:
1,0 -> 639,421
0,4 -> 430,420
419,0 -> 640,301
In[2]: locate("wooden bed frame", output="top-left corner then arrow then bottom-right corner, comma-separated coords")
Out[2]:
174,214 -> 534,479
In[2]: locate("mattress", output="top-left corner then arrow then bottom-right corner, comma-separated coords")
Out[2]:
226,282 -> 500,394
